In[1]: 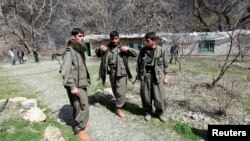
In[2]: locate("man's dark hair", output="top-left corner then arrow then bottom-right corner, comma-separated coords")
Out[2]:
110,31 -> 119,38
145,32 -> 157,40
71,28 -> 84,36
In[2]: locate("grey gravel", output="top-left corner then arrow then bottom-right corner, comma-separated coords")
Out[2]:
3,60 -> 182,141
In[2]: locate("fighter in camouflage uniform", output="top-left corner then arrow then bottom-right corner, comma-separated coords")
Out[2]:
137,32 -> 169,122
61,28 -> 91,141
95,31 -> 137,118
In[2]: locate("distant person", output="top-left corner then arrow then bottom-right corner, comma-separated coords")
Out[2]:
32,48 -> 40,63
8,48 -> 15,65
23,54 -> 28,62
95,31 -> 137,118
169,43 -> 179,64
61,28 -> 91,141
137,32 -> 169,122
17,50 -> 25,64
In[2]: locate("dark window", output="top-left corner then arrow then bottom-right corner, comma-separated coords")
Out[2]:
129,42 -> 141,50
84,43 -> 91,56
198,40 -> 215,53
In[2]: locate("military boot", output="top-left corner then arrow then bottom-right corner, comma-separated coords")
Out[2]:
159,115 -> 167,123
76,130 -> 90,141
85,122 -> 92,130
145,114 -> 152,122
115,108 -> 125,118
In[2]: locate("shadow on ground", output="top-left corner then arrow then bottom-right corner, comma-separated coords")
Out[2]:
89,91 -> 144,116
57,91 -> 145,131
57,104 -> 76,129
192,128 -> 207,141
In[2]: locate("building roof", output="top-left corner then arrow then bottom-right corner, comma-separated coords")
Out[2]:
84,30 -> 250,43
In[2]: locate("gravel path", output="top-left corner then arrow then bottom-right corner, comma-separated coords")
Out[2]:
3,60 -> 182,141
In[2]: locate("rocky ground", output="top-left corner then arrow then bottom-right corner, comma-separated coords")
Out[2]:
0,57 -> 249,141
0,59 -> 182,141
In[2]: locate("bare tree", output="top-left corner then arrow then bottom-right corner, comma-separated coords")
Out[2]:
191,0 -> 250,87
213,79 -> 240,116
0,0 -> 58,53
0,0 -> 249,58
192,0 -> 250,31
71,0 -> 174,34
237,35 -> 250,62
121,0 -> 173,33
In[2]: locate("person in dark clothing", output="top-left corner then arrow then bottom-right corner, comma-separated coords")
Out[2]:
95,31 -> 137,118
61,28 -> 91,141
137,32 -> 169,122
17,50 -> 25,64
32,49 -> 40,63
169,43 -> 179,64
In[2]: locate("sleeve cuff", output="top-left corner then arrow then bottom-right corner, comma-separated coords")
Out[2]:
70,85 -> 76,90
164,68 -> 169,74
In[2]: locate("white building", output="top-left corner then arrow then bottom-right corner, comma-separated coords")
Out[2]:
84,30 -> 250,56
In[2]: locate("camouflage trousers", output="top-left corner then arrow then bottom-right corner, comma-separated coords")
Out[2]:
140,72 -> 166,115
65,86 -> 89,133
109,73 -> 127,108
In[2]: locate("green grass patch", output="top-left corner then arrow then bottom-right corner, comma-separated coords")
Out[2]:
174,122 -> 199,141
88,65 -> 99,75
150,118 -> 165,127
180,62 -> 219,75
226,69 -> 250,76
179,61 -> 250,76
89,81 -> 105,93
245,107 -> 250,114
195,67 -> 219,75
245,102 -> 250,114
86,64 -> 104,92
123,108 -> 182,135
0,77 -> 23,99
126,115 -> 198,141
0,117 -> 78,141
0,118 -> 43,141
0,66 -> 79,140
0,65 -> 34,73
94,81 -> 105,90
1,103 -> 78,141
0,77 -> 40,99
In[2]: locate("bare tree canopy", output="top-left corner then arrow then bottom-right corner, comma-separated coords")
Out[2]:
0,0 -> 249,51
192,0 -> 250,31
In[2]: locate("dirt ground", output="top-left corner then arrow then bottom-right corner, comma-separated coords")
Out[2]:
0,56 -> 249,141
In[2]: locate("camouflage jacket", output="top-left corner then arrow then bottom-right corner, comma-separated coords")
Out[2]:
137,46 -> 168,83
95,42 -> 137,85
61,40 -> 90,90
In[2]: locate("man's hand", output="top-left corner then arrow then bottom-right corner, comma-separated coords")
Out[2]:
120,46 -> 129,52
163,74 -> 169,85
100,45 -> 108,52
71,87 -> 79,96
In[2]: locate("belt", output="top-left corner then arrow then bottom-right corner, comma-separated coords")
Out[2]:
145,66 -> 154,73
109,65 -> 117,71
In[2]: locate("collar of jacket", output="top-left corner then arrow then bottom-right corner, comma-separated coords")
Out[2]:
107,42 -> 121,49
67,39 -> 86,61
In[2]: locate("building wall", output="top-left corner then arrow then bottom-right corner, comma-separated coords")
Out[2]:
86,31 -> 250,57
162,37 -> 250,56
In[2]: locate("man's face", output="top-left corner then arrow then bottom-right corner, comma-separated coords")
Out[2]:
73,33 -> 84,45
110,36 -> 120,46
144,38 -> 155,48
